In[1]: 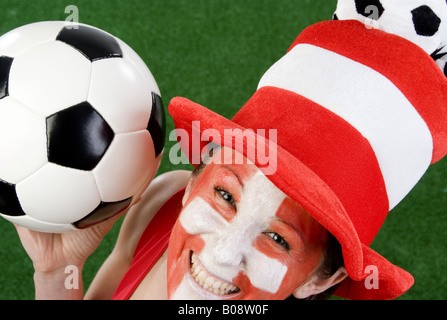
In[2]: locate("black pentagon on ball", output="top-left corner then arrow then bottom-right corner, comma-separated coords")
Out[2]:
0,56 -> 13,99
412,5 -> 441,37
56,25 -> 123,62
0,178 -> 25,216
46,102 -> 115,171
355,0 -> 385,20
147,92 -> 166,157
431,47 -> 447,61
73,197 -> 132,229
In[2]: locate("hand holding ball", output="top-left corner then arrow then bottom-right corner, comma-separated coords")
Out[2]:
0,21 -> 165,232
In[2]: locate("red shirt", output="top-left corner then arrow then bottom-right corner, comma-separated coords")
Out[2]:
112,188 -> 185,300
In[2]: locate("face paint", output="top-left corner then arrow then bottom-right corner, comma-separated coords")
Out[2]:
167,148 -> 327,300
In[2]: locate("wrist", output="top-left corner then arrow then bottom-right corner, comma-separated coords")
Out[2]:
34,264 -> 84,300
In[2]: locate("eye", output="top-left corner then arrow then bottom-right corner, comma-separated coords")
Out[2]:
215,187 -> 236,207
264,232 -> 290,251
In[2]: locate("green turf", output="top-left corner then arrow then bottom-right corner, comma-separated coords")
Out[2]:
0,0 -> 446,300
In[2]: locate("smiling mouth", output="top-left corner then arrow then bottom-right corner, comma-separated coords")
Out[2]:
190,251 -> 240,296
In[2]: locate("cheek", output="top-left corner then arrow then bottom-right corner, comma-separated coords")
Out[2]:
275,249 -> 324,298
227,239 -> 290,299
167,220 -> 205,297
246,245 -> 289,294
242,239 -> 322,299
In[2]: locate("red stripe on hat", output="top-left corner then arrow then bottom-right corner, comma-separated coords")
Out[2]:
291,20 -> 447,164
232,87 -> 389,245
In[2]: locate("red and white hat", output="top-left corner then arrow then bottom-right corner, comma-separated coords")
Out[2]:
168,20 -> 447,299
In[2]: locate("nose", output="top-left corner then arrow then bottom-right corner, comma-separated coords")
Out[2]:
213,232 -> 246,267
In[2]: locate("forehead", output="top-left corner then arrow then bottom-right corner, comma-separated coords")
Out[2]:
203,147 -> 259,180
197,152 -> 288,218
202,147 -> 281,190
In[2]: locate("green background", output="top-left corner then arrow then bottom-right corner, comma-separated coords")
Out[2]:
0,0 -> 446,300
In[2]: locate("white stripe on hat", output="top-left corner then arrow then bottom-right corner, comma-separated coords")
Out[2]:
258,44 -> 433,209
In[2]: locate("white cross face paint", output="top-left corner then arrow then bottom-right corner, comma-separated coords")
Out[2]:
180,176 -> 288,294
167,149 -> 327,300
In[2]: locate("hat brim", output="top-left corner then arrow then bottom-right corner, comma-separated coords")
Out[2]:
168,95 -> 414,300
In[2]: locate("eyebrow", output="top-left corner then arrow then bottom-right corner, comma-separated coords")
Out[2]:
275,217 -> 307,247
274,198 -> 310,246
221,165 -> 245,187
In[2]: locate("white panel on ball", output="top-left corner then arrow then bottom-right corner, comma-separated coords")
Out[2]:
0,21 -> 65,57
0,96 -> 47,184
9,41 -> 91,117
16,163 -> 101,224
116,38 -> 161,96
88,57 -> 153,134
0,213 -> 76,233
93,131 -> 156,202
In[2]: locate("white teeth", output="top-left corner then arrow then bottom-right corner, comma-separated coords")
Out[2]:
190,252 -> 240,295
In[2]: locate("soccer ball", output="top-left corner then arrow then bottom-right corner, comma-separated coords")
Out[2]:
334,0 -> 447,75
0,21 -> 165,232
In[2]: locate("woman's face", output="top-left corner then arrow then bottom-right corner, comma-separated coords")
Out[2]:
167,148 -> 328,300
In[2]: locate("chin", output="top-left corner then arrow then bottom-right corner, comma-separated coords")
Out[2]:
169,250 -> 242,300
